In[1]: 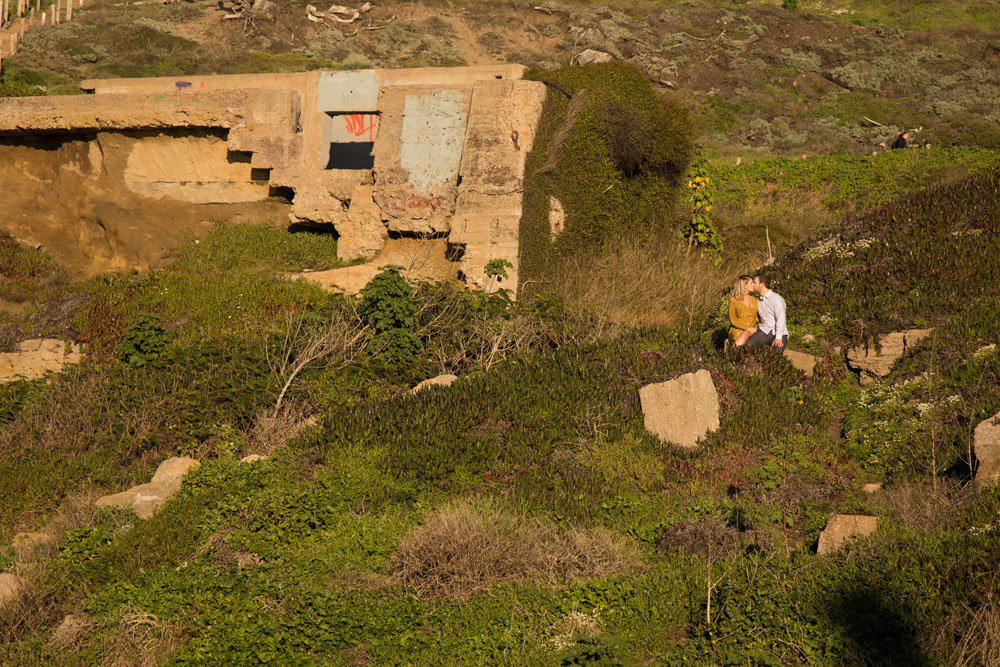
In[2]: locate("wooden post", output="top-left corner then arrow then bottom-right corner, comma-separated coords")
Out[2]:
65,0 -> 70,20
40,10 -> 44,24
53,0 -> 59,23
8,34 -> 14,56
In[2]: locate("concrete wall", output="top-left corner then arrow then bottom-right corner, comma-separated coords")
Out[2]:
0,65 -> 545,292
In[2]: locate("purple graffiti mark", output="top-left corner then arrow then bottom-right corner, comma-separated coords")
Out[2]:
344,114 -> 378,143
175,81 -> 192,90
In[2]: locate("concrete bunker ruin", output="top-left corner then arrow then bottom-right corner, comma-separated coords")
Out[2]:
0,65 -> 547,292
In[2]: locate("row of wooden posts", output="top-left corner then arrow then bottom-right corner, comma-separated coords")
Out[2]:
0,0 -> 88,77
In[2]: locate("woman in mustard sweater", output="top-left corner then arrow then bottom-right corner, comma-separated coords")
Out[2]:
728,274 -> 758,346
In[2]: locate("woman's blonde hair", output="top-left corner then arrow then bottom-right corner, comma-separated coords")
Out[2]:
731,275 -> 752,300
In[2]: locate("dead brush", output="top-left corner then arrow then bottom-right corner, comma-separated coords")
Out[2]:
96,605 -> 184,667
870,478 -> 975,532
390,500 -> 640,600
547,235 -> 762,329
244,401 -> 316,457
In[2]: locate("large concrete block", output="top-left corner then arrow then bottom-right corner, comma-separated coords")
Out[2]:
847,328 -> 933,384
817,513 -> 877,554
974,411 -> 1000,486
639,370 -> 720,448
317,70 -> 380,112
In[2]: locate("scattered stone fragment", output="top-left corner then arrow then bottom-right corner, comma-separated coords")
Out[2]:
548,196 -> 565,237
0,573 -> 26,608
50,613 -> 93,649
0,339 -> 83,383
12,531 -> 55,563
862,482 -> 883,494
973,411 -> 1000,486
95,457 -> 200,519
784,349 -> 818,376
575,49 -> 614,65
640,369 -> 720,448
846,328 -> 933,385
800,334 -> 816,343
817,513 -> 878,555
240,454 -> 268,463
412,373 -> 459,394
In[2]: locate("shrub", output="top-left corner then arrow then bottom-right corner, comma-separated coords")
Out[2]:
391,500 -> 639,599
117,313 -> 169,367
359,266 -> 421,364
520,63 -> 695,293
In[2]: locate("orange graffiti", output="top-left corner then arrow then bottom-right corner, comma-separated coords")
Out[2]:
344,114 -> 378,142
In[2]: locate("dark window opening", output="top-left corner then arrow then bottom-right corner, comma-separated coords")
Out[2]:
288,222 -> 339,240
227,150 -> 253,164
250,168 -> 271,182
326,142 -> 375,170
446,243 -> 466,262
269,186 -> 295,202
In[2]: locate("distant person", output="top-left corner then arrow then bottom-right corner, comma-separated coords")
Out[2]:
891,131 -> 909,149
728,274 -> 758,347
746,275 -> 788,354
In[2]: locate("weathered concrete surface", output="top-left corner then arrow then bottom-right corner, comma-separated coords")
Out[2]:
337,184 -> 388,261
639,369 -> 720,448
372,86 -> 470,233
973,411 -> 1000,486
0,89 -> 295,134
847,328 -> 933,384
449,79 -> 548,290
124,132 -> 268,204
412,374 -> 459,393
3,66 -> 543,293
0,339 -> 81,383
817,513 -> 877,555
95,457 -> 200,519
292,237 -> 456,295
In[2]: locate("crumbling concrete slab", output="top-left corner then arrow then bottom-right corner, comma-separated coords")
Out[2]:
817,513 -> 878,554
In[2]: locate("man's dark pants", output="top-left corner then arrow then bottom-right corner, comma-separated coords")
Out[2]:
745,330 -> 788,354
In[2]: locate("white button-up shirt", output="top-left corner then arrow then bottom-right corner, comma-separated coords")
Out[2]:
758,290 -> 788,338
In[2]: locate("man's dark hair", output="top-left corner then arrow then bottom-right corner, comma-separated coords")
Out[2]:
754,274 -> 771,289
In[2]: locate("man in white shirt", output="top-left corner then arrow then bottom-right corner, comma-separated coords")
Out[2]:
746,275 -> 788,353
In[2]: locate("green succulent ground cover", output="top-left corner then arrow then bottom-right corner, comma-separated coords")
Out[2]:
3,167 -> 1000,664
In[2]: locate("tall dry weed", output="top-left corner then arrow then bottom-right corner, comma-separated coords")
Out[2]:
545,236 -> 764,329
391,500 -> 640,599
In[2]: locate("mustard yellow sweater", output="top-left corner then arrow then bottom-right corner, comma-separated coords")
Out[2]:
728,297 -> 758,342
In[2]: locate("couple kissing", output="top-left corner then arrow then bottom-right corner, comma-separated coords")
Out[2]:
728,274 -> 788,353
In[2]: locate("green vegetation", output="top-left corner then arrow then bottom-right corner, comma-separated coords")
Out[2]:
520,62 -> 694,289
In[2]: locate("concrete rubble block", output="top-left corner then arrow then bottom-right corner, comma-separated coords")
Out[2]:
95,457 -> 200,519
549,196 -> 565,237
639,369 -> 720,448
12,531 -> 56,562
240,454 -> 269,463
411,373 -> 459,394
51,613 -> 93,649
448,192 -> 522,292
0,573 -> 26,608
336,184 -> 388,261
784,349 -> 818,376
817,513 -> 878,555
846,328 -> 934,385
575,49 -> 614,65
973,411 -> 1000,486
862,482 -> 883,494
373,86 -> 470,233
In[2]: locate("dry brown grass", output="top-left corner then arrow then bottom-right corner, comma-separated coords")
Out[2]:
870,479 -> 976,532
391,500 -> 640,599
95,605 -> 185,667
545,236 -> 764,329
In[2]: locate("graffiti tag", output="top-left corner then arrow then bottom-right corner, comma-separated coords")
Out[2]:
343,114 -> 378,143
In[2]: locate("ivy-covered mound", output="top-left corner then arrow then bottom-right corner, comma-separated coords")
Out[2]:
519,63 -> 694,291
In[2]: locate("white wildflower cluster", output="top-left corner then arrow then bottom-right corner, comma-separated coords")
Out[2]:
550,609 -> 603,650
804,237 -> 876,261
968,522 -> 998,536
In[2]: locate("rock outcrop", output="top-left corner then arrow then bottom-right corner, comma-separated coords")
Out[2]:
846,328 -> 933,384
0,339 -> 82,383
817,513 -> 878,555
50,613 -> 93,649
0,573 -> 26,608
784,349 -> 818,376
95,457 -> 200,519
973,411 -> 1000,486
412,373 -> 459,393
640,370 -> 720,448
